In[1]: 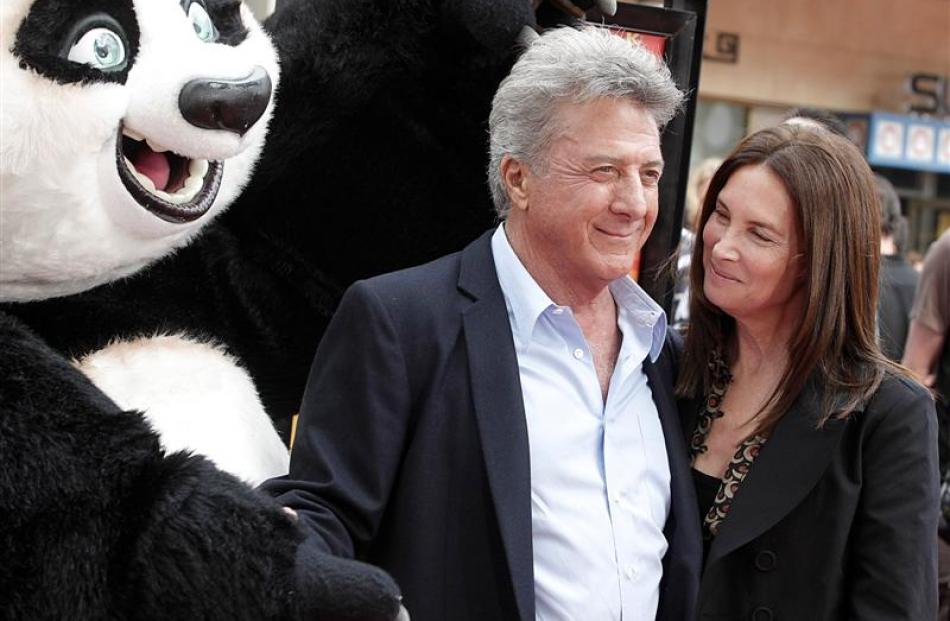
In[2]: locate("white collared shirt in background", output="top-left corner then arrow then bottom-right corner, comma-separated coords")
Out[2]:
491,224 -> 671,621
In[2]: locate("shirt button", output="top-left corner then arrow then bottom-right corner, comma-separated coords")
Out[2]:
572,348 -> 584,360
624,566 -> 637,580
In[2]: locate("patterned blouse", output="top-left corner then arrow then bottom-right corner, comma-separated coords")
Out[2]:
688,351 -> 769,540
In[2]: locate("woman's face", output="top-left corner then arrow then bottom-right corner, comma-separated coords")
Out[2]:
702,164 -> 804,327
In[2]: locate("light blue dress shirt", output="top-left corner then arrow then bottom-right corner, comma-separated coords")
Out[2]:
491,225 -> 671,621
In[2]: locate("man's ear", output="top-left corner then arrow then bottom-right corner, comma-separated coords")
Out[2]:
500,155 -> 530,212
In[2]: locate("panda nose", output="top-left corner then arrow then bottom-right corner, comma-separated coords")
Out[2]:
178,65 -> 272,136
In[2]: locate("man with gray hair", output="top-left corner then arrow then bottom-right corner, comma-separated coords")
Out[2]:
267,26 -> 701,621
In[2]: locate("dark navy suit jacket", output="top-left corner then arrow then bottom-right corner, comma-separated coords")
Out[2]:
266,231 -> 701,620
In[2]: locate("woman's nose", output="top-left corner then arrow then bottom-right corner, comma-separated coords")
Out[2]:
709,229 -> 740,261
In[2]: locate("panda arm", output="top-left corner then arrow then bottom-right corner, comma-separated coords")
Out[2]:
0,312 -> 400,620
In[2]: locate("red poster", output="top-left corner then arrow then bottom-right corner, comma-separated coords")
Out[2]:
611,29 -> 667,59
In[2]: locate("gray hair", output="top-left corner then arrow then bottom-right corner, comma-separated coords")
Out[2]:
488,26 -> 685,219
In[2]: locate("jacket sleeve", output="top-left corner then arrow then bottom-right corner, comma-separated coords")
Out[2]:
848,378 -> 939,619
263,279 -> 412,558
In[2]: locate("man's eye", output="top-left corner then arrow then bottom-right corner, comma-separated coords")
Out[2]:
67,27 -> 127,71
188,2 -> 219,43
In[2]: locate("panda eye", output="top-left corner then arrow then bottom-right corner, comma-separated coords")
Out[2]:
187,2 -> 219,43
66,27 -> 127,71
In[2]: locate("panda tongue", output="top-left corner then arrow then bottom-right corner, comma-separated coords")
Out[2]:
132,148 -> 171,191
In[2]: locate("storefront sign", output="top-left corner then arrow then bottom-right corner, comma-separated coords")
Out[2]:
703,31 -> 739,64
868,112 -> 950,173
908,73 -> 949,116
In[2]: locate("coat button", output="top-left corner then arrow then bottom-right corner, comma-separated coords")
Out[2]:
752,606 -> 773,621
754,550 -> 777,572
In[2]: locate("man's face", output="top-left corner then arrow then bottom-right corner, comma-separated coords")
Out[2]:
505,98 -> 663,293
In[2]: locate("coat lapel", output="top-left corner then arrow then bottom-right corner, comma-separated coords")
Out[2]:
645,356 -> 701,540
458,232 -> 535,621
704,379 -> 850,568
645,353 -> 702,620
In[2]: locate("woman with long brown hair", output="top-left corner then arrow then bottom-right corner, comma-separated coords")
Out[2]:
679,124 -> 938,619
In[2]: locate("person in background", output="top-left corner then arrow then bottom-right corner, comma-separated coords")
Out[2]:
903,229 -> 950,618
266,26 -> 702,621
904,229 -> 950,479
671,157 -> 722,332
679,124 -> 937,619
876,175 -> 918,361
782,106 -> 849,137
908,249 -> 926,273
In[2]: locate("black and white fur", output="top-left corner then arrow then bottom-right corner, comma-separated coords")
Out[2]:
0,1 -> 404,618
1,0 -> 287,484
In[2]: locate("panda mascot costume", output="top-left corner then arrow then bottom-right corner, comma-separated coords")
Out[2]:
232,0 -> 618,293
0,0 -> 404,617
1,0 -> 612,616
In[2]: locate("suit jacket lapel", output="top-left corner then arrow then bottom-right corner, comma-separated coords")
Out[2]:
705,379 -> 850,568
645,357 -> 700,539
458,232 -> 534,621
645,354 -> 702,620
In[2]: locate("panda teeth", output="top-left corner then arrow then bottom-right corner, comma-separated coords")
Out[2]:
123,127 -> 145,141
122,154 -> 210,204
145,138 -> 169,153
189,159 -> 209,178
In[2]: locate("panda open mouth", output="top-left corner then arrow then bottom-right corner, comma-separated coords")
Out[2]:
115,126 -> 223,223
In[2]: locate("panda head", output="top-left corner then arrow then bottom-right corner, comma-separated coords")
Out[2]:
0,0 -> 279,302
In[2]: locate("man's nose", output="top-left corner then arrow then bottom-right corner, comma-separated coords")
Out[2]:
611,175 -> 648,217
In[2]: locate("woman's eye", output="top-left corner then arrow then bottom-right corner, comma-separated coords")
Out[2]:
188,2 -> 219,43
67,27 -> 127,71
752,230 -> 772,242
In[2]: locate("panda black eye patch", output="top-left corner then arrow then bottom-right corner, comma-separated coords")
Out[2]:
13,0 -> 139,85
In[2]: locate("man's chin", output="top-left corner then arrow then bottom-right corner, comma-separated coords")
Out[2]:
596,257 -> 638,282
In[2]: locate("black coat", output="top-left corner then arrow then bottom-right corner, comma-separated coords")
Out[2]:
683,373 -> 939,620
266,231 -> 702,621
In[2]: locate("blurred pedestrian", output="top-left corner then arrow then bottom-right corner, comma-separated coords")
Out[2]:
876,175 -> 918,361
909,249 -> 927,273
782,106 -> 849,137
904,229 -> 950,446
903,229 -> 950,619
672,158 -> 722,332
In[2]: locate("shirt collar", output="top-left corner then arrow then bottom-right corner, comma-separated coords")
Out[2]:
609,277 -> 667,363
492,224 -> 554,346
491,224 -> 667,362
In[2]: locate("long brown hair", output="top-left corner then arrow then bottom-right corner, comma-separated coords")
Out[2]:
677,124 -> 902,433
